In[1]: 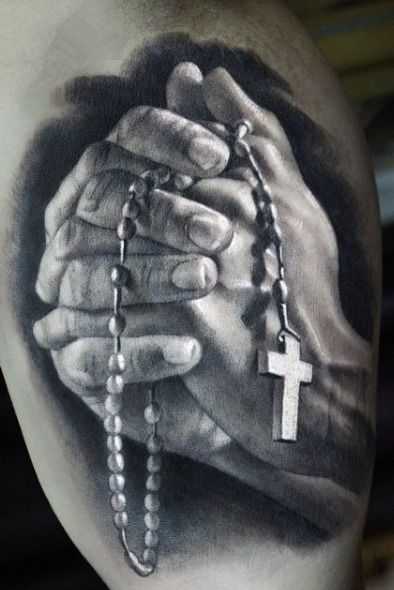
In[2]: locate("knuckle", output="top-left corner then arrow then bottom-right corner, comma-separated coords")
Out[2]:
83,169 -> 131,204
255,137 -> 282,170
34,308 -> 69,349
61,339 -> 97,386
44,175 -> 77,237
136,259 -> 155,296
131,342 -> 160,378
50,348 -> 88,394
265,110 -> 280,128
53,219 -> 78,259
35,256 -> 52,304
264,138 -> 281,160
53,307 -> 76,340
150,192 -> 176,236
77,141 -> 111,180
60,259 -> 88,307
64,308 -> 78,338
185,119 -> 200,138
119,106 -> 152,135
74,340 -> 93,375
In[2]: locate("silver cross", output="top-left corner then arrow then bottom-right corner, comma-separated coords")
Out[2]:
258,333 -> 313,442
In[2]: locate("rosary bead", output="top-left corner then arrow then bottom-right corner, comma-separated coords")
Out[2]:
110,264 -> 130,288
107,435 -> 123,453
146,474 -> 162,492
114,511 -> 128,528
173,174 -> 194,191
147,455 -> 162,474
267,202 -> 278,221
108,452 -> 125,473
104,415 -> 122,434
129,177 -> 148,200
234,138 -> 249,158
235,118 -> 253,138
111,492 -> 127,511
145,530 -> 159,548
273,279 -> 289,303
143,548 -> 157,566
144,512 -> 160,531
106,374 -> 125,395
144,493 -> 160,512
252,180 -> 268,200
108,352 -> 126,374
267,223 -> 282,245
151,166 -> 171,187
117,218 -> 136,241
105,394 -> 123,415
108,314 -> 126,337
256,198 -> 267,213
146,434 -> 162,454
122,198 -> 141,220
109,473 -> 125,492
144,402 -> 161,424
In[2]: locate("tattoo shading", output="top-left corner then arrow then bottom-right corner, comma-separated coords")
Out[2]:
11,34 -> 376,574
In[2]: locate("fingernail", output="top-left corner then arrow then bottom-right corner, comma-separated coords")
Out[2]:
187,213 -> 232,252
162,339 -> 200,364
171,258 -> 218,290
188,136 -> 229,171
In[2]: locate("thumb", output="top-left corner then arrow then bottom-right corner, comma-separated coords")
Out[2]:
166,62 -> 211,120
203,67 -> 286,143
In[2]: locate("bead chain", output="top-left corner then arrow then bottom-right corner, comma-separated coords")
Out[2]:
104,170 -> 169,577
103,122 -> 295,576
233,120 -> 300,343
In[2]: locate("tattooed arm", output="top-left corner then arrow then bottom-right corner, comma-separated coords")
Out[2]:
0,1 -> 380,589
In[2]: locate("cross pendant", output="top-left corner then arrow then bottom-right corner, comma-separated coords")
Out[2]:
258,334 -> 313,442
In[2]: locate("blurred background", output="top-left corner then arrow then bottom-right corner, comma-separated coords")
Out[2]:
0,1 -> 393,588
287,2 -> 394,588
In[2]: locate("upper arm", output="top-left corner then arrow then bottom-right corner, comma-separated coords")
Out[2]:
0,2 -> 380,589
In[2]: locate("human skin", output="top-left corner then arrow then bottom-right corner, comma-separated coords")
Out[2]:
0,2 -> 380,590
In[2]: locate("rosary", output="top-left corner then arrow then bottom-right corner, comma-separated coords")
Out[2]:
102,119 -> 313,576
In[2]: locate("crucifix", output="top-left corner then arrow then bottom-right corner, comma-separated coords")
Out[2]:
258,333 -> 313,442
234,119 -> 314,442
102,120 -> 316,575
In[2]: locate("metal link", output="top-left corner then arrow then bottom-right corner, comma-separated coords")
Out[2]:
233,120 -> 300,343
103,122 -> 304,574
104,170 -> 171,577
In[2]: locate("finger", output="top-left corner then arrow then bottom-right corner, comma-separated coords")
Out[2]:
188,177 -> 256,223
166,62 -> 211,120
221,165 -> 259,186
34,304 -> 191,351
45,140 -> 149,240
35,218 -> 172,304
76,171 -> 233,254
51,217 -> 169,259
109,106 -> 230,177
197,120 -> 228,141
239,134 -> 299,185
52,335 -> 202,390
203,67 -> 287,142
37,253 -> 218,308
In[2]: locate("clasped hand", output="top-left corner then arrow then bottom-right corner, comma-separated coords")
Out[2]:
34,62 -> 369,488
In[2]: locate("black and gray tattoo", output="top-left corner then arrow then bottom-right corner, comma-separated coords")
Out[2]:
12,34 -> 376,575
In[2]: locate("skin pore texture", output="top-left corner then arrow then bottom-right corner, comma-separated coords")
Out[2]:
0,2 -> 380,590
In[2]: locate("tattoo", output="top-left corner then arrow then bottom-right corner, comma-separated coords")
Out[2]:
11,33 -> 376,575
